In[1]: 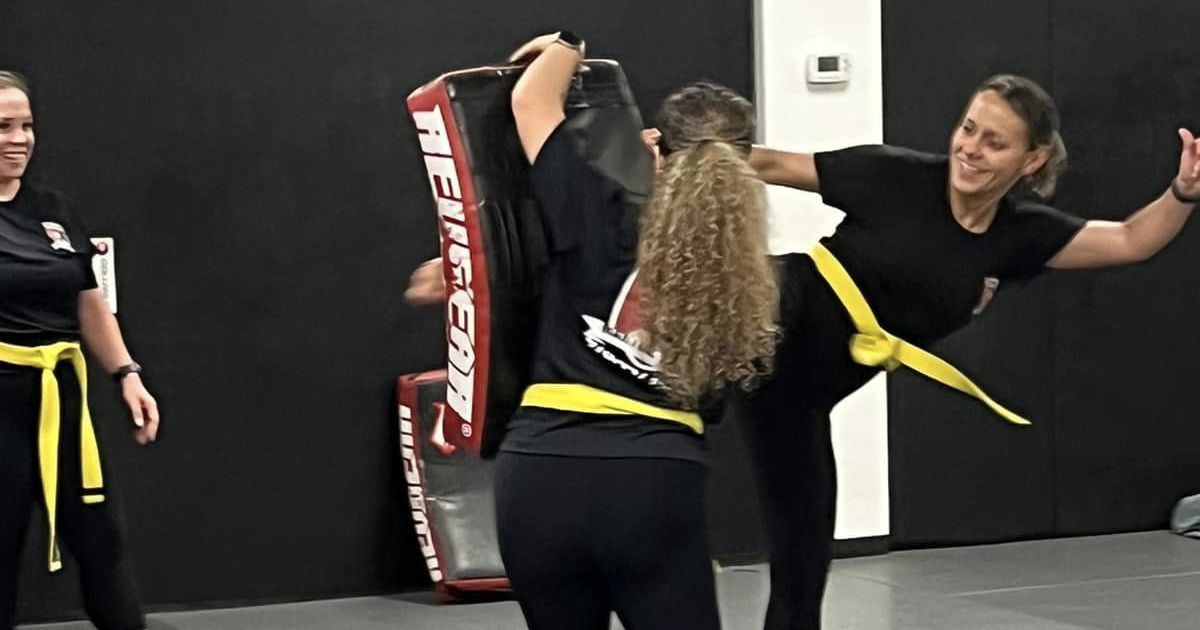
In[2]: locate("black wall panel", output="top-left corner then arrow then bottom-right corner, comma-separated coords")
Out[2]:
1049,0 -> 1200,535
886,0 -> 1200,546
883,0 -> 1052,153
888,285 -> 1061,545
10,1 -> 753,621
884,0 -> 1058,546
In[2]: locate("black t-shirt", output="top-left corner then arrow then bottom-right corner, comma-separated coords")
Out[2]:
814,145 -> 1086,345
500,123 -> 707,463
729,145 -> 1087,422
0,182 -> 98,346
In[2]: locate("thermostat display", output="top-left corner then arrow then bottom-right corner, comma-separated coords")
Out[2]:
807,54 -> 852,85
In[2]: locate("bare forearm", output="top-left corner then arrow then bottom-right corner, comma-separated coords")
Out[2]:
1051,133 -> 1200,269
78,289 -> 133,373
1123,189 -> 1195,260
510,38 -> 581,162
749,146 -> 820,191
511,44 -> 580,119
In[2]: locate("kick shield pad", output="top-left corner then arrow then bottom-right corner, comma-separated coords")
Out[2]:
397,370 -> 510,600
406,60 -> 651,456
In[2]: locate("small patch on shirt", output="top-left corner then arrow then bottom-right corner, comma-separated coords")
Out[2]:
41,221 -> 76,253
973,277 -> 1000,316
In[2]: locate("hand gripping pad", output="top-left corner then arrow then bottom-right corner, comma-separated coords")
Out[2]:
397,370 -> 510,600
406,60 -> 651,456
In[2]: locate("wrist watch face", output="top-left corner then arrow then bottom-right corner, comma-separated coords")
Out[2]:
557,30 -> 583,48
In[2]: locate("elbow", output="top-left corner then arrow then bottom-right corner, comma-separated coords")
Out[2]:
1118,224 -> 1154,264
1126,250 -> 1153,265
1122,239 -> 1156,265
510,86 -> 544,122
510,87 -> 528,116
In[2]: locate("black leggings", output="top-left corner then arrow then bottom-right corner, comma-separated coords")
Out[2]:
0,363 -> 144,630
730,260 -> 877,630
494,452 -> 720,630
737,401 -> 837,630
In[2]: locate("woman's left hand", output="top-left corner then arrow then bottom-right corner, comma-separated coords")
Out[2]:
121,374 -> 160,445
1174,128 -> 1200,198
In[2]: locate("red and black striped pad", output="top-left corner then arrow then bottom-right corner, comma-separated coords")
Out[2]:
397,370 -> 510,601
405,60 -> 650,456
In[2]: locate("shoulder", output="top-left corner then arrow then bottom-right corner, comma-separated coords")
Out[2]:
818,144 -> 944,166
815,144 -> 945,184
996,198 -> 1087,279
531,123 -> 589,176
814,144 -> 945,209
18,181 -> 69,212
529,123 -> 611,199
1006,197 -> 1086,228
20,181 -> 90,239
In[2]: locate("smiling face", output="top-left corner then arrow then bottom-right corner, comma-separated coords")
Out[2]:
0,87 -> 34,187
948,89 -> 1049,199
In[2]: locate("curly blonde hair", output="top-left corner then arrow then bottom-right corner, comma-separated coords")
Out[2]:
638,82 -> 778,407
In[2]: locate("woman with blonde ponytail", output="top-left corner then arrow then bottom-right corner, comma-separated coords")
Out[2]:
637,82 -> 779,408
741,73 -> 1200,629
475,32 -> 777,629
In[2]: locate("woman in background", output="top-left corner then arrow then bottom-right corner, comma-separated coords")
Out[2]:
0,70 -> 159,630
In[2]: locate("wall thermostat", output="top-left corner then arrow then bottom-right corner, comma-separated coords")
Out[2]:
806,54 -> 852,85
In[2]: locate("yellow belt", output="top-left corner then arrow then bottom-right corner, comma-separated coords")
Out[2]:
0,340 -> 105,572
520,383 -> 704,434
809,243 -> 1030,426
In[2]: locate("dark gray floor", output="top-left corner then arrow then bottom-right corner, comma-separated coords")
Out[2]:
24,532 -> 1200,629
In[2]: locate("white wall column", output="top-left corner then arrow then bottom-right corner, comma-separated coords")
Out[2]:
755,0 -> 889,541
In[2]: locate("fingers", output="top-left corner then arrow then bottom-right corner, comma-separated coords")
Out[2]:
134,397 -> 159,445
507,43 -> 534,63
1180,128 -> 1200,160
143,396 -> 160,442
508,36 -> 551,63
416,257 -> 441,274
404,286 -> 443,306
1179,129 -> 1200,183
124,390 -> 144,428
123,382 -> 159,445
405,258 -> 446,306
641,128 -> 663,161
508,41 -> 541,63
507,33 -> 561,63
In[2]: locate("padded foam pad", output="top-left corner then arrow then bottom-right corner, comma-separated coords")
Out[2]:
396,370 -> 510,600
406,60 -> 650,456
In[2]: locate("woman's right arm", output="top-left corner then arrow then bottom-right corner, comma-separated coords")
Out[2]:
509,32 -> 585,163
749,147 -> 821,192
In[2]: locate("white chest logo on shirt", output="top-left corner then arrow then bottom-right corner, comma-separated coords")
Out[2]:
41,222 -> 76,253
973,277 -> 1000,316
581,270 -> 663,385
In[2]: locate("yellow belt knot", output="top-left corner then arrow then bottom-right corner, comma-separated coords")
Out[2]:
809,243 -> 1031,427
850,333 -> 902,371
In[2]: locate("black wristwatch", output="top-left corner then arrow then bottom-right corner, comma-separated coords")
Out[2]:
555,30 -> 585,53
113,362 -> 143,382
1171,178 -> 1200,204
